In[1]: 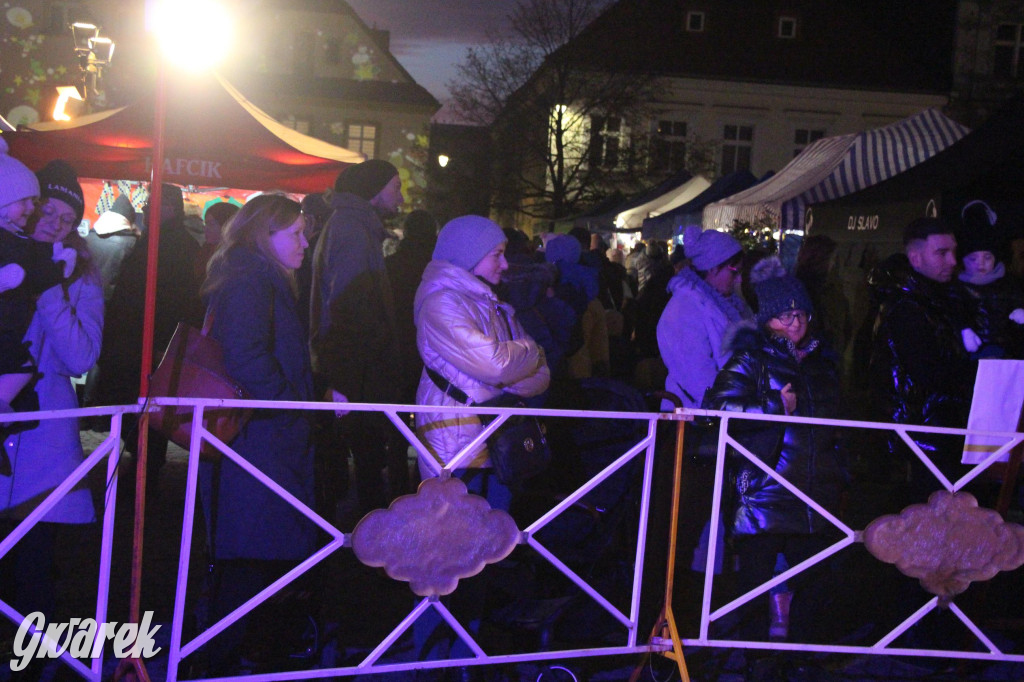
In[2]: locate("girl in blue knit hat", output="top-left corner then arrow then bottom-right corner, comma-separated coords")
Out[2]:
705,257 -> 847,644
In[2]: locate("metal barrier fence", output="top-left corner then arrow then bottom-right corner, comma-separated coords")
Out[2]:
2,400 -> 1023,681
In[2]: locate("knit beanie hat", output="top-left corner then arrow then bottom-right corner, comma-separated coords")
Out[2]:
94,195 -> 136,235
0,137 -> 40,209
958,200 -> 1003,259
683,225 -> 741,271
750,257 -> 814,326
333,159 -> 399,200
299,191 -> 331,221
433,215 -> 507,271
544,234 -> 582,265
36,159 -> 85,224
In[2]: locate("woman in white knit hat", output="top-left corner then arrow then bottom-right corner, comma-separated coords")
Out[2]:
0,139 -> 76,472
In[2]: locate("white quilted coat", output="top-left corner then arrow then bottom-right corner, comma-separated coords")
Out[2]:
414,260 -> 550,474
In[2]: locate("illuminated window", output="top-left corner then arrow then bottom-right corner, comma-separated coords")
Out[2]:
994,24 -> 1024,80
347,122 -> 378,158
721,124 -> 753,174
281,115 -> 310,135
589,116 -> 624,168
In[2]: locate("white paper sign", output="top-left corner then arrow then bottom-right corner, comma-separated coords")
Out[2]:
962,359 -> 1024,464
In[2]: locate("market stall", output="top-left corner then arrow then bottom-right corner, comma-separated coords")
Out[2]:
702,109 -> 969,235
2,71 -> 363,194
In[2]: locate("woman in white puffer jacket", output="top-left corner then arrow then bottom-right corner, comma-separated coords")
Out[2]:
414,215 -> 550,498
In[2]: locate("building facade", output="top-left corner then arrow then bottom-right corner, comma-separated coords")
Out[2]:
495,0 -> 968,232
949,0 -> 1024,126
1,0 -> 438,202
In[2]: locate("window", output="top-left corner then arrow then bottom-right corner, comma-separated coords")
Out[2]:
47,2 -> 81,35
346,122 -> 378,158
994,24 -> 1024,81
793,128 -> 825,157
651,119 -> 688,172
589,115 -> 626,168
778,16 -> 797,39
686,11 -> 705,32
589,116 -> 624,169
293,31 -> 314,72
281,116 -> 311,135
324,38 -> 342,65
721,124 -> 753,174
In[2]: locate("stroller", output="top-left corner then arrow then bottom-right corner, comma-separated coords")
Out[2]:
492,377 -> 652,652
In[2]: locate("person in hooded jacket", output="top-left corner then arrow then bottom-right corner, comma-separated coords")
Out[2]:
706,263 -> 847,642
657,226 -> 751,410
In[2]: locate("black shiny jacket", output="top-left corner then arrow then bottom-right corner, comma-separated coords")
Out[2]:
707,326 -> 847,536
867,256 -> 974,430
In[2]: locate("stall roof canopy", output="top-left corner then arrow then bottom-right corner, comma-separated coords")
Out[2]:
641,170 -> 760,240
820,96 -> 1024,206
2,72 -> 364,194
805,96 -> 1024,249
575,168 -> 707,232
702,109 -> 969,233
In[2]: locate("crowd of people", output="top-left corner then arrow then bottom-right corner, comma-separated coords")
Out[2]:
1,140 -> 1022,675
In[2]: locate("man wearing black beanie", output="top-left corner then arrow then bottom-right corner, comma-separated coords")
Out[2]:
310,159 -> 405,519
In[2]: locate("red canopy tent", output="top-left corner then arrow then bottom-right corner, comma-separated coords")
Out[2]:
3,71 -> 364,193
3,69 -> 367,682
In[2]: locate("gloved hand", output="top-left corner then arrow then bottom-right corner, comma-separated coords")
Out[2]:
1010,308 -> 1024,325
52,242 -> 77,279
0,263 -> 25,293
961,328 -> 982,353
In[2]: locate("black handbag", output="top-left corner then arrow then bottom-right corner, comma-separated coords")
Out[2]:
426,367 -> 551,486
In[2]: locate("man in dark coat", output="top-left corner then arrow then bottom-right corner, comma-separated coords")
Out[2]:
869,217 -> 976,504
96,184 -> 203,493
310,160 -> 404,518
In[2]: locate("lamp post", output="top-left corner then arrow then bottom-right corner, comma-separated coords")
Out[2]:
62,22 -> 115,117
118,5 -> 234,680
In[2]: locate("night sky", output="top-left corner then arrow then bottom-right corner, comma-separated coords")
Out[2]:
346,0 -> 518,103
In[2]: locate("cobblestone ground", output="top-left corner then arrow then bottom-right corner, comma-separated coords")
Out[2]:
1,426 -> 1021,681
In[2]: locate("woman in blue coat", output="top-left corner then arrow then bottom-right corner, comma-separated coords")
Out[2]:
200,194 -> 344,673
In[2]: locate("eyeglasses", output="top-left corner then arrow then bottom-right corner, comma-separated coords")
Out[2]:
40,203 -> 78,230
775,310 -> 811,326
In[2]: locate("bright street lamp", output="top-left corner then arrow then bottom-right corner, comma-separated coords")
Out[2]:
148,0 -> 234,71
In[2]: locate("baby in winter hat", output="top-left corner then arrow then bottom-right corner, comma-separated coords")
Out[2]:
956,200 -> 1024,358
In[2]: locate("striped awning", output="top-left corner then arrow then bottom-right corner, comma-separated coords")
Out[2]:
702,108 -> 969,233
